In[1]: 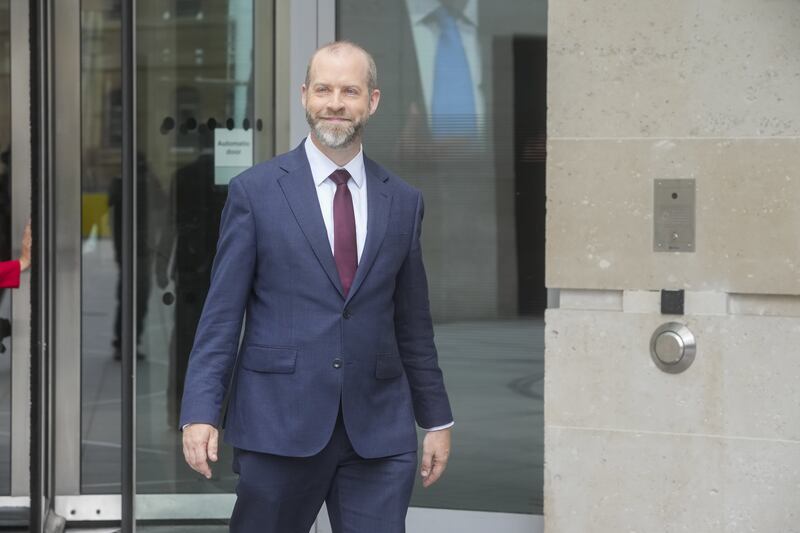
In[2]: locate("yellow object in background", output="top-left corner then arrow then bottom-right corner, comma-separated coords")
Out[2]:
82,193 -> 112,238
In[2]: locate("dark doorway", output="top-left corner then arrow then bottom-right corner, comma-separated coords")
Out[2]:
514,36 -> 547,315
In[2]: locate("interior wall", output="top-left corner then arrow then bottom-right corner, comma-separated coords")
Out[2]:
545,0 -> 800,530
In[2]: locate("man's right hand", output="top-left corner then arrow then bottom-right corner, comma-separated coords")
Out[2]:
182,423 -> 219,479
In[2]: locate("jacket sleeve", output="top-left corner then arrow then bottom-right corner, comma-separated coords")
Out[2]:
0,261 -> 21,289
178,177 -> 257,428
393,191 -> 454,429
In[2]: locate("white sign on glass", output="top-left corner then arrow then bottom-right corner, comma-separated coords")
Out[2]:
214,128 -> 253,185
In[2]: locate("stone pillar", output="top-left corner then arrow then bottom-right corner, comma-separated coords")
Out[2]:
545,0 -> 800,531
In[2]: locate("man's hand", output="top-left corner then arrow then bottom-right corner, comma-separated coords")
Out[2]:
182,423 -> 219,479
420,427 -> 451,488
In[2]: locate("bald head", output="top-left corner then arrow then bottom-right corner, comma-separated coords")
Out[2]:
305,41 -> 378,94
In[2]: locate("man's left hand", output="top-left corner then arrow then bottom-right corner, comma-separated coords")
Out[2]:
420,427 -> 451,488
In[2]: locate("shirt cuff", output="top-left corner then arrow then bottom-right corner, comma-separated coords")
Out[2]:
422,421 -> 454,432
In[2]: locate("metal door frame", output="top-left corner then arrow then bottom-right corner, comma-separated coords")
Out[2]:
0,0 -> 35,518
0,0 -> 58,527
8,0 -> 34,500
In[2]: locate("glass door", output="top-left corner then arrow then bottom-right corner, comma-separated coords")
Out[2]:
131,0 -> 272,507
334,1 -> 547,531
0,0 -> 11,498
1,0 -> 33,516
51,0 -> 274,527
80,0 -> 273,519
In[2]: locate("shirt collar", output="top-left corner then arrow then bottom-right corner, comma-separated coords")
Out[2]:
304,135 -> 365,189
407,0 -> 477,26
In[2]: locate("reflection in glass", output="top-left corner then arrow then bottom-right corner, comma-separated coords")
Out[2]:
0,0 -> 10,496
136,0 -> 258,495
80,0 -> 270,495
80,0 -> 124,492
339,0 -> 547,514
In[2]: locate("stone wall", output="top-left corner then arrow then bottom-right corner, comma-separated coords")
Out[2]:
545,0 -> 800,530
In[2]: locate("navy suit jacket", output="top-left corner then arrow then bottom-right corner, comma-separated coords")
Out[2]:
179,140 -> 453,459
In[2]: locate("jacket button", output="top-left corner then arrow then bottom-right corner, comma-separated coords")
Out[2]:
343,308 -> 352,319
332,358 -> 343,369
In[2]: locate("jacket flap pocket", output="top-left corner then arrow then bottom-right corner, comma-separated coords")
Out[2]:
375,354 -> 403,379
241,345 -> 298,374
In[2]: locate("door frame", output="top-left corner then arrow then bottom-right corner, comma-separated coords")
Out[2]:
9,0 -> 34,499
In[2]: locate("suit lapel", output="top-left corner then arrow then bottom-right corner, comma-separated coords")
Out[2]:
277,143 -> 345,299
346,157 -> 392,305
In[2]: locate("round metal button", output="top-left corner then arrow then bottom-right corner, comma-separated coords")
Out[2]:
332,358 -> 343,369
343,308 -> 352,319
649,322 -> 696,374
654,331 -> 684,364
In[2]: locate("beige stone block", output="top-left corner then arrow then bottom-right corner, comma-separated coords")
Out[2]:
729,293 -> 800,317
546,139 -> 800,295
545,427 -> 800,533
685,291 -> 728,315
545,309 -> 800,441
623,290 -> 661,313
622,289 -> 728,314
558,289 -> 623,311
722,439 -> 800,531
548,0 -> 800,138
545,427 -> 725,533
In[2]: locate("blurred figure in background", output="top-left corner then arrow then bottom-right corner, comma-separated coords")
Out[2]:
108,153 -> 166,360
0,222 -> 31,353
0,221 -> 31,289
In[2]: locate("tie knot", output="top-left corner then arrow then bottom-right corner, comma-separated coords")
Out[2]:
435,5 -> 458,28
329,168 -> 351,186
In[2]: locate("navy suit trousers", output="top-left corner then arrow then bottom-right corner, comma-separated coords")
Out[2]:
229,409 -> 418,533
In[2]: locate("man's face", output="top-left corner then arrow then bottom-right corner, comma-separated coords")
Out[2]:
302,48 -> 380,149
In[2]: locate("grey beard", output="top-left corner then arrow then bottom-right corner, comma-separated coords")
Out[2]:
306,111 -> 366,149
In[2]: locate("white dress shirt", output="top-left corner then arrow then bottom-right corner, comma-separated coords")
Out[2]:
304,136 -> 454,433
304,136 -> 369,261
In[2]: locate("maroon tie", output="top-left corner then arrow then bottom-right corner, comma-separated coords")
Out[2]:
329,169 -> 357,297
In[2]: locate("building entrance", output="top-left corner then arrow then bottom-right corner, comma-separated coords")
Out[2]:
2,1 -> 547,531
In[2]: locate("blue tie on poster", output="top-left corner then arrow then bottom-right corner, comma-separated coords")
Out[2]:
431,6 -> 477,138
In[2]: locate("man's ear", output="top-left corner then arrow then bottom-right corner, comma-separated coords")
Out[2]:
369,88 -> 381,116
301,84 -> 308,108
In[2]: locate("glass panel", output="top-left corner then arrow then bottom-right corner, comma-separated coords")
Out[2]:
0,0 -> 10,497
80,0 -> 124,493
338,0 -> 548,514
134,0 -> 270,497
80,0 -> 272,496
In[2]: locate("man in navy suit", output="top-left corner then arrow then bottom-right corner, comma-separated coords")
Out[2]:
180,41 -> 454,533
